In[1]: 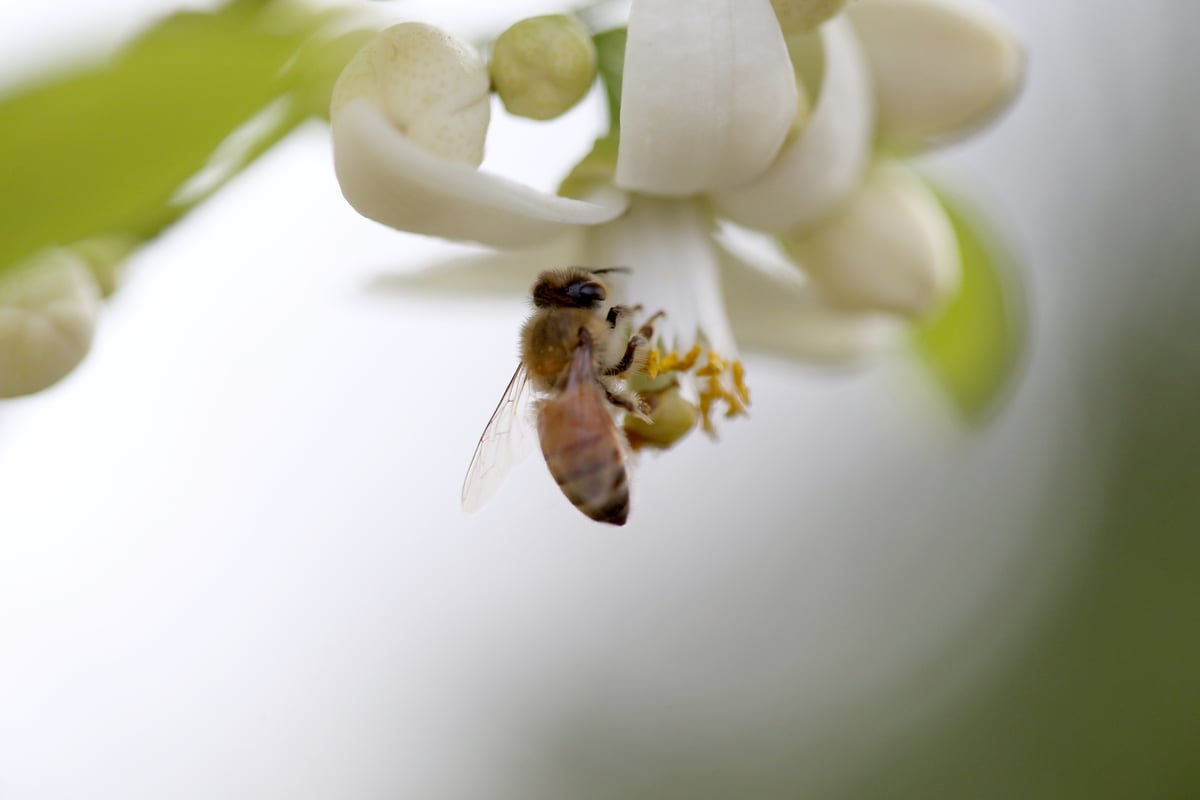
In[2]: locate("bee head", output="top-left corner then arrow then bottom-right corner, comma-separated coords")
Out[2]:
533,268 -> 608,309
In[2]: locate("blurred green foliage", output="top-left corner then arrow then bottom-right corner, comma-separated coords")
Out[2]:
0,0 -> 371,277
592,26 -> 626,129
917,194 -> 1025,423
846,290 -> 1200,799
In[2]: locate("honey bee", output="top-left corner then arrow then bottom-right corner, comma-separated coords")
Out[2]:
462,268 -> 661,526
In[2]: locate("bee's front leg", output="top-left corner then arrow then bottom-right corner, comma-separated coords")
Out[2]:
604,304 -> 643,328
602,309 -> 666,377
636,310 -> 665,340
603,333 -> 650,376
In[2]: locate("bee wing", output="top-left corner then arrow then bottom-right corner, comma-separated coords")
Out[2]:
461,364 -> 537,513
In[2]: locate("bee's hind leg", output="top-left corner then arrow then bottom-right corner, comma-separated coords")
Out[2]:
603,385 -> 652,422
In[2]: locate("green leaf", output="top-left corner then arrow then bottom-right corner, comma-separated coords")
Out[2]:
592,27 -> 626,131
0,0 -> 364,277
558,132 -> 619,199
558,26 -> 625,199
916,193 -> 1025,423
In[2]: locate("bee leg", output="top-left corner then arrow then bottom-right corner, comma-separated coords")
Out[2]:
603,334 -> 646,376
637,310 -> 666,339
604,386 -> 652,422
605,304 -> 644,328
602,310 -> 666,377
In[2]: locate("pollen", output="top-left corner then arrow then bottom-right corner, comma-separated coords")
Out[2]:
648,350 -> 667,379
647,344 -> 703,378
639,346 -> 749,436
695,354 -> 750,434
732,360 -> 750,405
695,350 -> 727,377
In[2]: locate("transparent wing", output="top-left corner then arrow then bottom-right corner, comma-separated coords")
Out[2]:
461,364 -> 537,513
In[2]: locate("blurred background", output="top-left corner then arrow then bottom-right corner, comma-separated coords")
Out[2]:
1,1 -> 1198,798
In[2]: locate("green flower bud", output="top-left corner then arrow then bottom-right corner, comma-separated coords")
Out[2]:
624,384 -> 698,451
490,15 -> 597,121
0,248 -> 101,398
771,0 -> 849,33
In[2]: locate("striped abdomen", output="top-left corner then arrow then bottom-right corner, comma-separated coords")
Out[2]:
537,387 -> 630,526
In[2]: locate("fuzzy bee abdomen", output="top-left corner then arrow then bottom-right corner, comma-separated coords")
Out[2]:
537,387 -> 630,526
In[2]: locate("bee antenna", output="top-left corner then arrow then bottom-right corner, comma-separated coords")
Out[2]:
589,266 -> 632,276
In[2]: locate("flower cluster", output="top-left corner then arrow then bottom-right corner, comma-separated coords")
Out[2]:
329,0 -> 1024,446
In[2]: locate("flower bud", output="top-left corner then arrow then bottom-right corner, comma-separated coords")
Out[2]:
780,163 -> 960,317
771,0 -> 849,33
489,15 -> 597,121
624,383 -> 698,450
0,248 -> 101,398
331,23 -> 490,166
848,0 -> 1025,150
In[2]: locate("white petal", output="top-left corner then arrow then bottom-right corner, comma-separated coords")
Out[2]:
615,0 -> 798,196
333,99 -> 628,248
582,197 -> 737,357
780,162 -> 960,317
0,249 -> 101,398
715,232 -> 905,363
709,18 -> 874,235
848,0 -> 1025,150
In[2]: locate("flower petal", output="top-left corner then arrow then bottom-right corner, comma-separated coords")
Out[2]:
0,249 -> 101,398
709,18 -> 873,235
582,197 -> 737,357
848,0 -> 1025,150
779,162 -> 960,317
615,0 -> 798,196
716,234 -> 906,363
333,99 -> 628,248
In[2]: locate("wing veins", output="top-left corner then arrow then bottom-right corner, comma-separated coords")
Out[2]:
461,364 -> 535,512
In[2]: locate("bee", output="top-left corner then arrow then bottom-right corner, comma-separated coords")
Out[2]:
462,268 -> 662,526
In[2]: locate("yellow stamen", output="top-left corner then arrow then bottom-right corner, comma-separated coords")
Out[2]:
679,344 -> 704,371
646,344 -> 703,379
694,353 -> 750,434
732,360 -> 750,406
645,349 -> 662,379
695,350 -> 727,377
638,347 -> 749,437
698,392 -> 718,434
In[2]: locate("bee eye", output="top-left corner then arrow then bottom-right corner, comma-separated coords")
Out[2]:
569,281 -> 606,306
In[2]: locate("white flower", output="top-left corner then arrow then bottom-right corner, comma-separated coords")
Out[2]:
330,0 -> 1024,439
